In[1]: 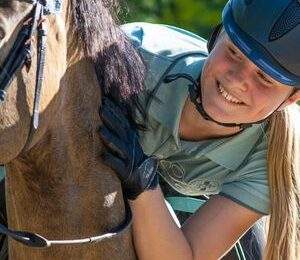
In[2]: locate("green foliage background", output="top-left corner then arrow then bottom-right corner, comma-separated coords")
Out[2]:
123,0 -> 227,38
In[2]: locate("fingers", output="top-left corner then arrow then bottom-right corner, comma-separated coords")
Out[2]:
102,151 -> 127,179
99,125 -> 128,160
100,98 -> 131,139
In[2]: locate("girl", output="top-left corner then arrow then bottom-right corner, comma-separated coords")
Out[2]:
100,0 -> 300,259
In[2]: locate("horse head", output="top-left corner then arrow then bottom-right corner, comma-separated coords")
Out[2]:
0,0 -> 145,258
0,1 -> 67,163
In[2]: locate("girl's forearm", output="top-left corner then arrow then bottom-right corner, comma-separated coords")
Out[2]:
129,187 -> 193,260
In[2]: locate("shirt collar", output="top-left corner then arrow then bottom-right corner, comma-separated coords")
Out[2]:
148,56 -> 205,147
148,56 -> 267,171
205,124 -> 267,171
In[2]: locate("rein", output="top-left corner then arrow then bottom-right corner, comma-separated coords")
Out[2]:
0,0 -> 133,248
0,201 -> 132,248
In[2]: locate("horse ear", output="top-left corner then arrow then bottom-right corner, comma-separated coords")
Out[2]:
207,23 -> 223,53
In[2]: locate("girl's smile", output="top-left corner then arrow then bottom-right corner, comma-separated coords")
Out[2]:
216,80 -> 245,105
200,32 -> 294,124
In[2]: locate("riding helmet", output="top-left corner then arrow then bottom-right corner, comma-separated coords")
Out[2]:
221,0 -> 300,88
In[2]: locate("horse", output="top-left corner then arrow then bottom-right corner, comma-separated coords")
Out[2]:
0,0 -> 145,259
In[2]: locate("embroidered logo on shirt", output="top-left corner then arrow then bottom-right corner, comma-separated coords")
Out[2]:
158,160 -> 185,181
158,160 -> 220,195
188,179 -> 219,193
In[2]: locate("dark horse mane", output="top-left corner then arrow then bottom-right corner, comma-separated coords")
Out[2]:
68,0 -> 146,120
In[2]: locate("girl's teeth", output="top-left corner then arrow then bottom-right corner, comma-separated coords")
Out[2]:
218,83 -> 243,104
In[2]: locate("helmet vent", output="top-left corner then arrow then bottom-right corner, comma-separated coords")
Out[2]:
269,0 -> 300,41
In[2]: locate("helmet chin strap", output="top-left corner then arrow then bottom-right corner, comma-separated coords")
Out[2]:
164,73 -> 288,130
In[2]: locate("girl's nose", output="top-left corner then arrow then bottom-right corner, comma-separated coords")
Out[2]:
224,65 -> 249,92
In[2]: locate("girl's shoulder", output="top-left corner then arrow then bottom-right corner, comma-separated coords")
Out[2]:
122,22 -> 208,61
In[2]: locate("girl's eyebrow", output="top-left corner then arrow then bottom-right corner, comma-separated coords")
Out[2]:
227,40 -> 241,53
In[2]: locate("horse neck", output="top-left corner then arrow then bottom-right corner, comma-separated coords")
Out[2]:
5,18 -> 127,257
4,2 -> 135,258
11,5 -> 103,175
5,53 -> 133,259
34,58 -> 102,172
6,53 -> 103,203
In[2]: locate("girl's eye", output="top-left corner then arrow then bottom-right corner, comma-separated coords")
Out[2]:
228,47 -> 241,59
258,72 -> 273,85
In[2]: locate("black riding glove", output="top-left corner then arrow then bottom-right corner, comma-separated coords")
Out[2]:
99,97 -> 159,200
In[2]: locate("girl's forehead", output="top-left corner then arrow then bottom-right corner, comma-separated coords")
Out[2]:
215,30 -> 236,47
219,31 -> 234,45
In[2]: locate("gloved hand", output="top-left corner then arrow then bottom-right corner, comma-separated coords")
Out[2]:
99,97 -> 159,200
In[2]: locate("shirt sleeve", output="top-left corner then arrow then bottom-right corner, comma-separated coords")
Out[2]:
219,140 -> 270,215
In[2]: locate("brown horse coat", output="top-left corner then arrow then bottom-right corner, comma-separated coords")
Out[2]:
0,1 -> 145,259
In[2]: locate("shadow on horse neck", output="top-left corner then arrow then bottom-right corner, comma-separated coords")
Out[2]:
0,0 -> 145,259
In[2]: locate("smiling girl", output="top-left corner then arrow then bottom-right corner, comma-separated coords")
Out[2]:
100,0 -> 300,259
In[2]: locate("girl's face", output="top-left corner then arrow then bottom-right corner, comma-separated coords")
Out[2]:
201,32 -> 295,124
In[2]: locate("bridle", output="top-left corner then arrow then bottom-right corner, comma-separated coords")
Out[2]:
0,0 -> 132,248
0,0 -> 48,151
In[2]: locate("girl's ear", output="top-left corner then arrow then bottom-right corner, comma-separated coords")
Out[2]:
277,89 -> 300,110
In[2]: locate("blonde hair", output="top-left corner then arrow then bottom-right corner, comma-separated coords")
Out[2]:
210,27 -> 300,259
265,104 -> 300,259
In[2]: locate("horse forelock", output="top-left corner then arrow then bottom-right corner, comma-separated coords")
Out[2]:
68,0 -> 146,104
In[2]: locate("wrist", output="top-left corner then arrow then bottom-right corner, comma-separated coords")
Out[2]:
125,157 -> 159,200
129,185 -> 161,206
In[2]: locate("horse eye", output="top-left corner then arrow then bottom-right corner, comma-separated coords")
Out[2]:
0,27 -> 5,41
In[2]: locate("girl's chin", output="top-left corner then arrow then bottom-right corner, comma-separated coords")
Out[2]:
202,89 -> 271,125
201,90 -> 247,123
202,101 -> 248,125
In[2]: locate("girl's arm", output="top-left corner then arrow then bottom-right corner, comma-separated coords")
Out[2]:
99,98 -> 263,259
131,187 -> 262,260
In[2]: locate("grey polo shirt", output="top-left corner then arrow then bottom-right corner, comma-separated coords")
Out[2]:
123,22 -> 270,215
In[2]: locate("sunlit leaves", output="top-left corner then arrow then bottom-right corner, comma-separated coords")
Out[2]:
124,0 -> 227,37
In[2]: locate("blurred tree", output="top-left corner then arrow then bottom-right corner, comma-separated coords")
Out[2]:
121,0 -> 227,38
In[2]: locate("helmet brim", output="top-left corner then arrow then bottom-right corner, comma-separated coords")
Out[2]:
223,3 -> 300,87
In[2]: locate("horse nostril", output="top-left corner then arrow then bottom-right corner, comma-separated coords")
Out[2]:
0,27 -> 5,41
